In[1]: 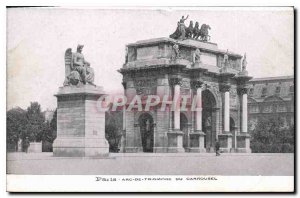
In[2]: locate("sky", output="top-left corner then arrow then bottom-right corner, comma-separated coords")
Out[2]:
6,7 -> 294,110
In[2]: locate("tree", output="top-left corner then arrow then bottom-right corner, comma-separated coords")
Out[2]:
25,102 -> 45,142
251,115 -> 294,153
105,111 -> 123,152
49,109 -> 57,142
7,107 -> 27,151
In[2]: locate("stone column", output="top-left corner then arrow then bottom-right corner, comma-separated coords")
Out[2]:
196,86 -> 202,131
218,84 -> 232,153
224,90 -> 230,132
174,84 -> 181,130
120,106 -> 126,153
167,77 -> 184,153
189,80 -> 206,152
242,92 -> 248,133
237,87 -> 251,153
120,81 -> 127,153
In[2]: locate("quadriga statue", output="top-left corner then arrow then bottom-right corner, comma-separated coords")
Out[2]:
63,44 -> 95,86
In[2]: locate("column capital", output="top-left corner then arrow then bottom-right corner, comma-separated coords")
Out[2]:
219,83 -> 231,92
237,87 -> 248,95
169,77 -> 182,87
190,80 -> 204,90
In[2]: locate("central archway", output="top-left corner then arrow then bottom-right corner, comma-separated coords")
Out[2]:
138,113 -> 154,152
202,89 -> 217,152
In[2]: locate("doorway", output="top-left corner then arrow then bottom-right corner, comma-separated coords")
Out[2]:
138,113 -> 154,152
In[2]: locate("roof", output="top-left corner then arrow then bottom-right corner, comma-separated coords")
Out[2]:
127,37 -> 243,58
250,75 -> 294,82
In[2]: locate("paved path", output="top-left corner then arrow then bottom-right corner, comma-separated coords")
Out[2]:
7,152 -> 294,176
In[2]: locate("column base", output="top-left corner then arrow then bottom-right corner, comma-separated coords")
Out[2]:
236,148 -> 252,153
218,132 -> 233,151
125,147 -> 143,153
167,129 -> 184,153
220,148 -> 231,153
153,147 -> 168,153
237,132 -> 251,153
189,130 -> 206,152
167,147 -> 185,153
189,148 -> 206,153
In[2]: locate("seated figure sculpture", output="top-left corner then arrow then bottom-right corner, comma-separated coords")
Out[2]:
63,44 -> 95,86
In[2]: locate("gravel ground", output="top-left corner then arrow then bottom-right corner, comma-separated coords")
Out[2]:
6,152 -> 294,176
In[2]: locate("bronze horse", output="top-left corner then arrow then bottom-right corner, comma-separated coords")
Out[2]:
170,20 -> 211,42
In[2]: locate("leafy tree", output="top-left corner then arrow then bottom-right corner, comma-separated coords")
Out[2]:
7,107 -> 27,151
251,115 -> 294,153
41,109 -> 57,152
49,109 -> 57,142
25,102 -> 45,142
105,111 -> 123,152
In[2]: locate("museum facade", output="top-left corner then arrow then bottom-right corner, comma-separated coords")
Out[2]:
247,76 -> 294,131
119,37 -> 251,153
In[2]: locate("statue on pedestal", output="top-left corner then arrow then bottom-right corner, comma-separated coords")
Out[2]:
193,48 -> 202,64
63,44 -> 95,86
223,49 -> 229,67
171,42 -> 180,60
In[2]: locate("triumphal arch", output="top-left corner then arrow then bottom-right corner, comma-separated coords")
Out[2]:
119,20 -> 251,153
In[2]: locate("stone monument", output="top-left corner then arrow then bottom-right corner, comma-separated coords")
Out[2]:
120,35 -> 252,153
53,45 -> 109,157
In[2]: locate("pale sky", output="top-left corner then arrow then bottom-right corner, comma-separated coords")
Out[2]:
7,7 -> 294,110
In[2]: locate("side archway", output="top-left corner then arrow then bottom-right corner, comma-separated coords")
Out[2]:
180,113 -> 189,150
138,113 -> 154,152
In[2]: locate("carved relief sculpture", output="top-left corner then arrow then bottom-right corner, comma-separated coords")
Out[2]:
193,48 -> 202,64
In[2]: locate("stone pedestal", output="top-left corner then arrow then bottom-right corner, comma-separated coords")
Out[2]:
189,131 -> 206,152
53,85 -> 109,157
236,132 -> 251,153
167,129 -> 185,153
218,133 -> 233,153
28,142 -> 42,153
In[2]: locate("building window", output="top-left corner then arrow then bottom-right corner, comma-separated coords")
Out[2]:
277,104 -> 286,112
263,105 -> 272,113
261,87 -> 267,97
249,105 -> 259,113
275,86 -> 281,94
289,85 -> 294,93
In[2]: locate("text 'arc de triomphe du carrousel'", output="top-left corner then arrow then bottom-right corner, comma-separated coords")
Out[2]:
119,16 -> 252,153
